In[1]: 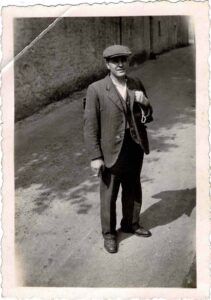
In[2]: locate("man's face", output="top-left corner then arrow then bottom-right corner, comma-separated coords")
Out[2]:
106,56 -> 128,78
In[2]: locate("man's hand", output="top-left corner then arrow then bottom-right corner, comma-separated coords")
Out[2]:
135,91 -> 150,106
91,159 -> 105,177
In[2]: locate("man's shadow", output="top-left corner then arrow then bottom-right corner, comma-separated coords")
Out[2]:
117,188 -> 196,245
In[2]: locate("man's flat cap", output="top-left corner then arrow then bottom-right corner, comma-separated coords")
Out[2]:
103,45 -> 132,58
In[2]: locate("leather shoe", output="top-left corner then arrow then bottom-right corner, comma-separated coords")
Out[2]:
104,238 -> 117,253
121,224 -> 151,237
133,225 -> 151,237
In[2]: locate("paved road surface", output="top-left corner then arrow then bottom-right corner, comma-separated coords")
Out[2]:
15,45 -> 196,287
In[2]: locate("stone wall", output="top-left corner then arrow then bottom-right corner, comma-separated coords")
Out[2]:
14,16 -> 189,120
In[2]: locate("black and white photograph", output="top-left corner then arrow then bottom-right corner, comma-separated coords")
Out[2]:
1,2 -> 209,299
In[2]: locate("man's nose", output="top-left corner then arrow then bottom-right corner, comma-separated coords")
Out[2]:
118,59 -> 124,66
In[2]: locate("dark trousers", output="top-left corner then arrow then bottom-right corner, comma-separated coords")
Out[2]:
100,130 -> 144,238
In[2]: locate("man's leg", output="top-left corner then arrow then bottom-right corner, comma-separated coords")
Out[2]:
100,168 -> 120,252
119,133 -> 151,236
120,172 -> 151,237
120,170 -> 142,231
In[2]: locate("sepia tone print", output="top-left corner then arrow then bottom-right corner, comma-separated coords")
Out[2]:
15,16 -> 196,287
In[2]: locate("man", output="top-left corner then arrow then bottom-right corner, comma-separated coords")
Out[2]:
84,45 -> 153,253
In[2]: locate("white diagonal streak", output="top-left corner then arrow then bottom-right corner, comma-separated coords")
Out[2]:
1,6 -> 73,72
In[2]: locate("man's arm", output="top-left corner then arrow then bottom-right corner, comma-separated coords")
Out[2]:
84,84 -> 105,175
134,81 -> 153,124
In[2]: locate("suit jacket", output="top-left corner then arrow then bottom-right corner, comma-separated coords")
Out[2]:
84,74 -> 153,168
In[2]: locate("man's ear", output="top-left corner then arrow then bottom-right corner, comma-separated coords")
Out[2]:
105,59 -> 110,70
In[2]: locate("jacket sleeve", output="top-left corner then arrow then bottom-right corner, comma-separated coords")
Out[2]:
139,103 -> 153,124
84,84 -> 103,161
136,78 -> 153,124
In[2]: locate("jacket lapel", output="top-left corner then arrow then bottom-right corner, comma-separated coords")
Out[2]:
127,88 -> 135,111
105,75 -> 125,112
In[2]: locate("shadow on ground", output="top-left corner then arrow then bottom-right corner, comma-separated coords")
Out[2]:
116,187 -> 195,245
31,178 -> 99,215
140,188 -> 196,230
15,97 -> 100,215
